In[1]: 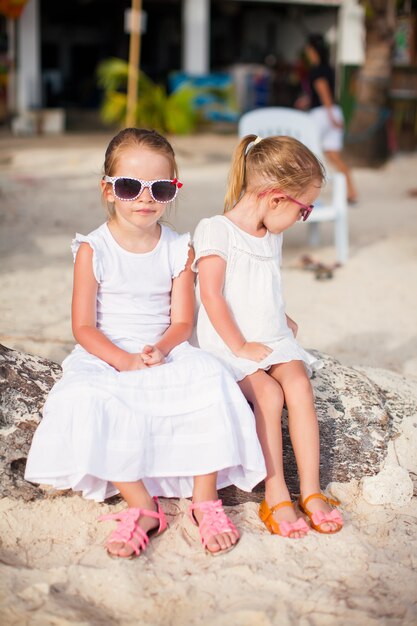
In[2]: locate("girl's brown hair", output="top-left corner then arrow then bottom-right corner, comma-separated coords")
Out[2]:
224,134 -> 325,212
102,128 -> 179,218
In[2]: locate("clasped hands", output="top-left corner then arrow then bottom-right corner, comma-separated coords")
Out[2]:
118,345 -> 166,371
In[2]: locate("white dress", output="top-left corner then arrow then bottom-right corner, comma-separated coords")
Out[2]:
25,222 -> 266,501
192,215 -> 322,381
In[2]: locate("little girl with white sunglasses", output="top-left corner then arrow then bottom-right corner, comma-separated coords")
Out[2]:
25,128 -> 265,558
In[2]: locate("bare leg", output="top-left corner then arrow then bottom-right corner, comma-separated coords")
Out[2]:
269,361 -> 338,531
325,149 -> 358,203
239,370 -> 307,537
192,472 -> 239,554
108,480 -> 159,557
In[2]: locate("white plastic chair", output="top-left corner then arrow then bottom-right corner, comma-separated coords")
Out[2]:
238,107 -> 348,263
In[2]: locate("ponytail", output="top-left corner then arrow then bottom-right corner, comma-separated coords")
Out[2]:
224,134 -> 258,212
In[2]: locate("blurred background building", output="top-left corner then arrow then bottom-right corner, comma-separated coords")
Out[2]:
0,0 -> 416,153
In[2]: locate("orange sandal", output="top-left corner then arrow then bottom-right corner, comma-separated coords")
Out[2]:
189,499 -> 240,556
298,493 -> 343,534
99,496 -> 167,558
259,500 -> 310,538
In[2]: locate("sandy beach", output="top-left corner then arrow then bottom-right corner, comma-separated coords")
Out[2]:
1,130 -> 417,625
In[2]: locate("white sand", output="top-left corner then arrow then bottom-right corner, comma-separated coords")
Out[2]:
0,132 -> 416,625
1,483 -> 416,626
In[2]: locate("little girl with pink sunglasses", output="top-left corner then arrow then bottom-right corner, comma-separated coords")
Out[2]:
25,128 -> 265,558
192,134 -> 344,538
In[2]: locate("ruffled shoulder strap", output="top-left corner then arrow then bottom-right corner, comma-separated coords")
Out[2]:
71,226 -> 105,282
191,215 -> 232,272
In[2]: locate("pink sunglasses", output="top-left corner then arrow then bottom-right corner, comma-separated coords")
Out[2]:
283,193 -> 314,221
258,190 -> 314,221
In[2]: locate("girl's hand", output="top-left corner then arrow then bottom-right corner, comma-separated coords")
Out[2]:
117,353 -> 148,371
286,315 -> 298,338
234,342 -> 272,362
141,345 -> 166,367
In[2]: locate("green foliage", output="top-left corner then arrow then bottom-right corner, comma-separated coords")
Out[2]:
96,57 -> 198,134
165,86 -> 201,134
97,58 -> 129,92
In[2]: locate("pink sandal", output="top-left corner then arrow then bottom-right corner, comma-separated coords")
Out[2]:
189,499 -> 240,556
99,496 -> 167,558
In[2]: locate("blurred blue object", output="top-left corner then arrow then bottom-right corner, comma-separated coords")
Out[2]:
169,72 -> 239,122
169,72 -> 233,91
252,74 -> 270,108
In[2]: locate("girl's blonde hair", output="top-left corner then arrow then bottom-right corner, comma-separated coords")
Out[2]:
102,127 -> 179,218
224,134 -> 325,212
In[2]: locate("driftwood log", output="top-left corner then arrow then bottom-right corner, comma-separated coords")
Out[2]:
0,343 -> 415,504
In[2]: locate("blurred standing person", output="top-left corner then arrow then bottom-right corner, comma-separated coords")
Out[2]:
303,34 -> 358,204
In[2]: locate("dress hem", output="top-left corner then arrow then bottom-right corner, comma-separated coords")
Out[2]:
25,466 -> 266,503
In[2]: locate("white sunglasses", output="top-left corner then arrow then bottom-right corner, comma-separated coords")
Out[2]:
103,176 -> 183,203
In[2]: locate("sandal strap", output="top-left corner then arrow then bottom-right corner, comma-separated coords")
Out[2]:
99,497 -> 167,555
259,500 -> 293,523
107,524 -> 150,556
301,492 -> 340,512
129,527 -> 150,553
100,508 -> 143,555
99,497 -> 167,532
269,500 -> 293,514
188,498 -> 221,523
98,507 -> 142,525
189,499 -> 238,548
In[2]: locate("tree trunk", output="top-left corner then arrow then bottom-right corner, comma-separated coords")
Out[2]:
345,0 -> 396,166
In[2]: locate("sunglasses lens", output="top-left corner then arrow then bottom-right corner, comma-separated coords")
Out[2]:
114,178 -> 142,200
151,181 -> 177,203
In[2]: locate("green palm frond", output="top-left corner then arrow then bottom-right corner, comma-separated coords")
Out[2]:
100,91 -> 127,125
165,86 -> 198,135
96,58 -> 199,134
97,58 -> 129,92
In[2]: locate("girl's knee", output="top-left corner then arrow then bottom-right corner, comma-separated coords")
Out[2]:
253,378 -> 284,411
288,371 -> 313,398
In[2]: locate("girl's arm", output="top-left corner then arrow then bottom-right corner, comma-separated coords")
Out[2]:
198,255 -> 272,362
313,78 -> 343,129
72,243 -> 146,371
142,247 -> 196,364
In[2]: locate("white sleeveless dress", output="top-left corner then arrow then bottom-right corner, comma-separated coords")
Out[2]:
192,215 -> 322,381
25,222 -> 266,501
